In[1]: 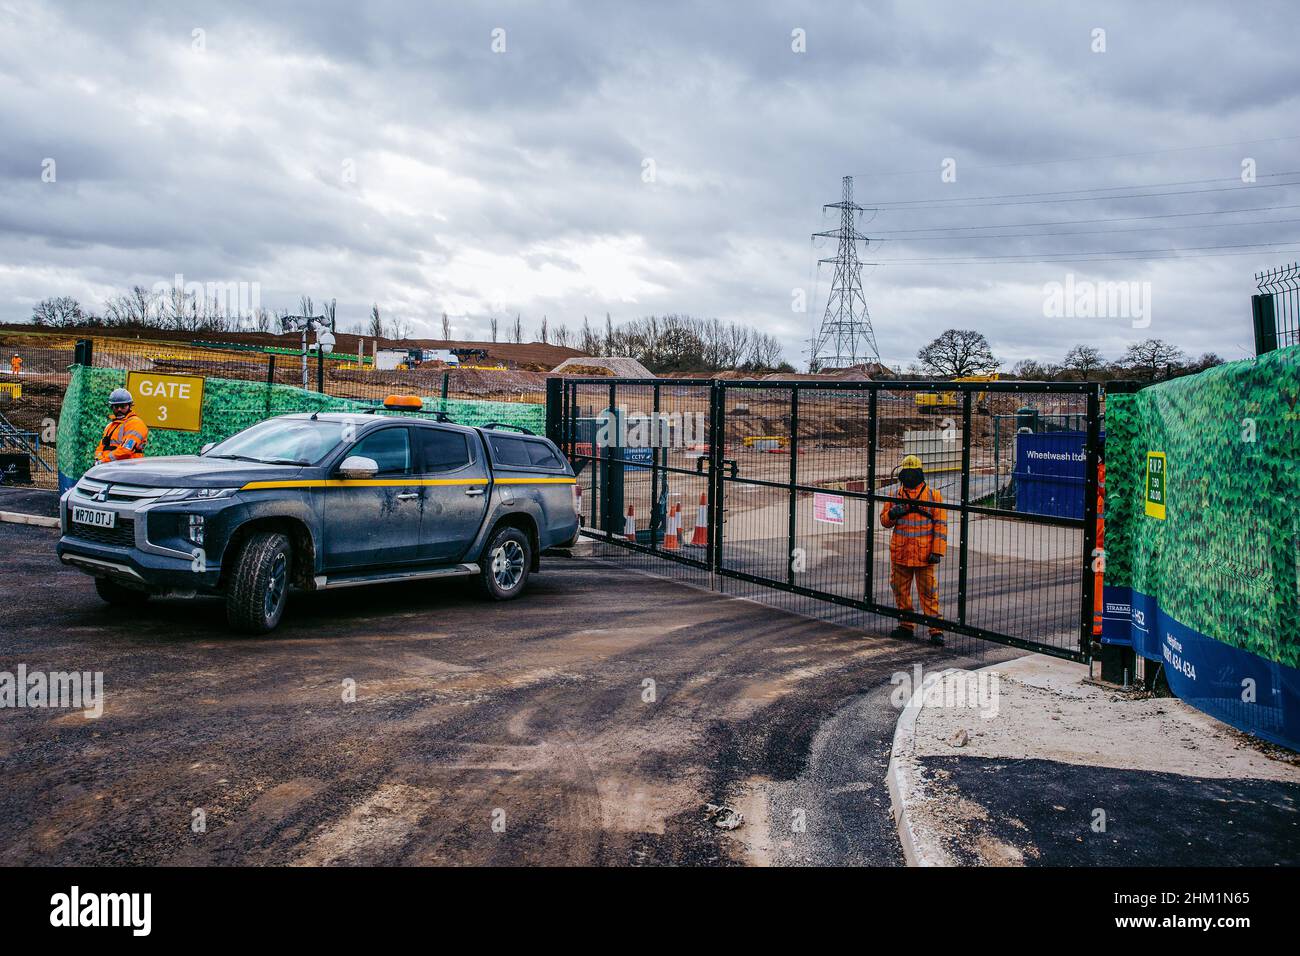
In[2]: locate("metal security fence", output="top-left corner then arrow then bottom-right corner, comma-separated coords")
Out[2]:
549,376 -> 1103,661
1253,262 -> 1300,354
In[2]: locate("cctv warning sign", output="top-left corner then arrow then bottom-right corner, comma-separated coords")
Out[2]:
126,371 -> 205,432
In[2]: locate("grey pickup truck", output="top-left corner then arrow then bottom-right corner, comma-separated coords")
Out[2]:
56,410 -> 580,633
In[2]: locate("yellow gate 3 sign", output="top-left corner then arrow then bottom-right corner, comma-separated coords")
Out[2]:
1144,451 -> 1167,520
126,371 -> 205,432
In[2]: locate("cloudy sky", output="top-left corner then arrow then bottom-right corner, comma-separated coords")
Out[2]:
2,0 -> 1298,368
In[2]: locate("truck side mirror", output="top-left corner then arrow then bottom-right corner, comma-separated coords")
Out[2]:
338,455 -> 379,480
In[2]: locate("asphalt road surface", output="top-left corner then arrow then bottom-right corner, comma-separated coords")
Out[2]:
0,522 -> 1001,866
918,756 -> 1300,866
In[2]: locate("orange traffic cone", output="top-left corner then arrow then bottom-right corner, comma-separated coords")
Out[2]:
663,503 -> 680,550
624,505 -> 636,542
690,492 -> 709,546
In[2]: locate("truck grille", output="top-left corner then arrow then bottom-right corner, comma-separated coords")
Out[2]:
68,517 -> 135,547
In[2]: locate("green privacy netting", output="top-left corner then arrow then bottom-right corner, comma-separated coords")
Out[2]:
1105,346 -> 1300,668
56,365 -> 544,488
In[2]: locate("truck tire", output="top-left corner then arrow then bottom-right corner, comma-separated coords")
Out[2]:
477,526 -> 531,600
94,577 -> 150,607
225,531 -> 292,634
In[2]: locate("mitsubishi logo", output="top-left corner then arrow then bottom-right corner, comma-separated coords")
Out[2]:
94,485 -> 110,503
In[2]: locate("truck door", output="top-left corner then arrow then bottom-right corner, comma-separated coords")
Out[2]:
322,424 -> 425,570
413,425 -> 489,563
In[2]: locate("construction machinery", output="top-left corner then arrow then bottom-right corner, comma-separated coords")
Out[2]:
915,373 -> 1000,415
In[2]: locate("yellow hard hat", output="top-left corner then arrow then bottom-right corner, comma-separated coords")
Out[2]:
899,454 -> 923,470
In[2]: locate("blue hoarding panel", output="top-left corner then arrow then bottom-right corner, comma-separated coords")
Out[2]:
1013,429 -> 1099,520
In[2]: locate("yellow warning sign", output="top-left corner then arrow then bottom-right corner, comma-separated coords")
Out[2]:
126,371 -> 205,432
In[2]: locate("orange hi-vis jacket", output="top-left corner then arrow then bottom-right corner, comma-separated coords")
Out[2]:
96,413 -> 149,463
880,482 -> 948,567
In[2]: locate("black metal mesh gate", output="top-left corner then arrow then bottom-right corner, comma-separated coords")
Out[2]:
548,377 -> 1102,661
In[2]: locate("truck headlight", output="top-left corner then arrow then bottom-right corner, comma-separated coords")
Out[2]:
160,487 -> 237,502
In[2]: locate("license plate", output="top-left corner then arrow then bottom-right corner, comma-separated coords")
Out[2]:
72,506 -> 116,529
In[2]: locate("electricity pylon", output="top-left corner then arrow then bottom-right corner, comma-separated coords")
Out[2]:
810,175 -> 879,370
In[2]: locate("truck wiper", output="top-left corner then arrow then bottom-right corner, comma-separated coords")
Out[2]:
208,454 -> 307,465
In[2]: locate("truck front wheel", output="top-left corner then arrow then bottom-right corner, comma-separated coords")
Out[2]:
226,531 -> 292,634
477,526 -> 531,600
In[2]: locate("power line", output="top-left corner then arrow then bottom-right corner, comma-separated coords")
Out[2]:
865,173 -> 1300,208
875,240 -> 1300,265
871,202 -> 1300,235
864,179 -> 1300,211
878,249 -> 1300,265
873,216 -> 1300,243
855,134 -> 1300,180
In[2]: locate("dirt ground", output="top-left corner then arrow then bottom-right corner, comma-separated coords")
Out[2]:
0,522 -> 999,866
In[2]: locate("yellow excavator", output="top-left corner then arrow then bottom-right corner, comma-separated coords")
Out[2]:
915,373 -> 999,415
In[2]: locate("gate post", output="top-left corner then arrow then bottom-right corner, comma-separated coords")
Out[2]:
864,388 -> 878,606
1251,293 -> 1278,356
708,381 -> 724,578
544,377 -> 563,444
786,386 -> 799,586
956,390 -> 973,625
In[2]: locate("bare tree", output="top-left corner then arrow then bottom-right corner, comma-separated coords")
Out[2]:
441,312 -> 451,340
368,303 -> 383,338
512,313 -> 523,344
917,329 -> 999,377
747,332 -> 784,370
1011,358 -> 1059,380
1120,338 -> 1185,380
537,315 -> 548,344
1061,344 -> 1104,380
553,323 -> 571,348
489,315 -> 499,342
389,317 -> 412,340
580,316 -> 599,355
31,296 -> 84,326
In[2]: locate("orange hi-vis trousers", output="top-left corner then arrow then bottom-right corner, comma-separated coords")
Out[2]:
890,562 -> 940,633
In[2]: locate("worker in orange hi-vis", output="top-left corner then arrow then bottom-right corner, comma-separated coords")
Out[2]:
880,454 -> 948,645
9,354 -> 20,375
1093,457 -> 1106,638
95,388 -> 150,464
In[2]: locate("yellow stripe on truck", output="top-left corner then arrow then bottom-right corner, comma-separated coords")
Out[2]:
496,477 -> 576,485
239,477 -> 576,491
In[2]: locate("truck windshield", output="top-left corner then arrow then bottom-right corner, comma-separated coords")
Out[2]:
207,418 -> 346,465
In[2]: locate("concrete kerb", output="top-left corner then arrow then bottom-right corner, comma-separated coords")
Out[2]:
886,657 -> 1035,866
887,664 -> 970,866
0,510 -> 59,528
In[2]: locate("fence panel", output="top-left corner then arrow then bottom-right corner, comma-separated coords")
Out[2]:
557,376 -> 1103,661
